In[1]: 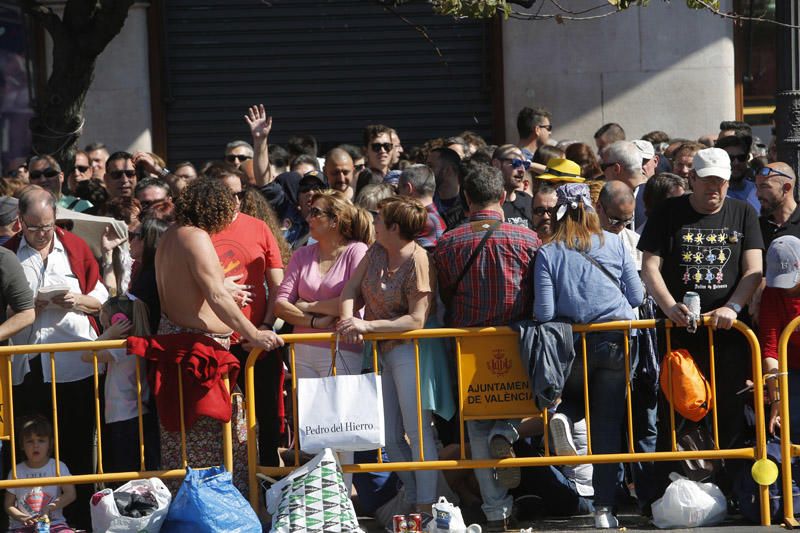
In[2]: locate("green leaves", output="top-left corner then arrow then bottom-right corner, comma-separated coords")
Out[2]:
430,0 -> 512,19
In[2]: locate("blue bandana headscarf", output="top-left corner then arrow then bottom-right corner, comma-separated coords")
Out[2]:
555,183 -> 594,221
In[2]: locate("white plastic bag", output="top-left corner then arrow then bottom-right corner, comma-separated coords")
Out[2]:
90,477 -> 171,533
427,496 -> 468,532
652,472 -> 727,528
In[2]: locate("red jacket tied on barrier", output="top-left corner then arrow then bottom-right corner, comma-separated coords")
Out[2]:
128,334 -> 240,431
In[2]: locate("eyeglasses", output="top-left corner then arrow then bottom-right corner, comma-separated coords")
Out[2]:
354,163 -> 365,172
225,154 -> 252,163
109,169 -> 136,180
22,221 -> 54,233
501,158 -> 531,170
532,206 -> 556,217
10,165 -> 27,177
235,190 -> 247,200
29,168 -> 60,180
307,206 -> 331,219
607,215 -> 634,227
370,143 -> 393,153
73,165 -> 90,174
601,162 -> 618,171
728,153 -> 748,162
537,124 -> 553,131
757,166 -> 794,180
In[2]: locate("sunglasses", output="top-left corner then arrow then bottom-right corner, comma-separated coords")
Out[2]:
307,206 -> 331,219
226,154 -> 252,163
29,168 -> 60,180
728,153 -> 748,162
354,163 -> 366,172
370,143 -> 393,153
502,158 -> 531,170
532,206 -> 556,217
537,124 -> 553,131
607,215 -> 634,227
235,190 -> 247,200
109,169 -> 136,180
601,162 -> 618,171
74,165 -> 90,174
757,166 -> 794,180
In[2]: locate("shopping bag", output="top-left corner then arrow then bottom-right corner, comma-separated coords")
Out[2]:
90,478 -> 172,533
266,448 -> 363,532
297,371 -> 384,453
652,472 -> 727,528
161,466 -> 259,533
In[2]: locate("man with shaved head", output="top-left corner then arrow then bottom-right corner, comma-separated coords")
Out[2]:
757,162 -> 799,249
323,147 -> 356,201
598,181 -> 641,269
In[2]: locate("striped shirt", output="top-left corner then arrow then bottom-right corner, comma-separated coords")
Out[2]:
416,202 -> 446,250
433,210 -> 541,327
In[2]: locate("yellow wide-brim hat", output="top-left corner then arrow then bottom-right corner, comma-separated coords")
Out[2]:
538,158 -> 585,183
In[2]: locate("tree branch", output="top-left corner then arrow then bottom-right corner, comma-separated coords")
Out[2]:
85,0 -> 136,57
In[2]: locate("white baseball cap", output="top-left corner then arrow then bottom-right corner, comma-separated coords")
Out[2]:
766,235 -> 800,289
693,147 -> 731,180
632,140 -> 655,160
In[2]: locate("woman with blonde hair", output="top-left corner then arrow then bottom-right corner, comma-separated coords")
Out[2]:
534,183 -> 643,529
337,196 -> 438,514
276,189 -> 373,371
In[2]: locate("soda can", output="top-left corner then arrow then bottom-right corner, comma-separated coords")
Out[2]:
407,513 -> 422,532
393,514 -> 408,532
683,291 -> 701,333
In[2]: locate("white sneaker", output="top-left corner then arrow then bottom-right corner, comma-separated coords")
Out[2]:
594,507 -> 619,529
549,413 -> 578,456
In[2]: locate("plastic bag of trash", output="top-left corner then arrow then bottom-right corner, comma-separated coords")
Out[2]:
652,472 -> 726,528
90,478 -> 171,533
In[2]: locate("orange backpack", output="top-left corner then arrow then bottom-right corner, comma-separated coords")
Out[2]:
659,349 -> 712,422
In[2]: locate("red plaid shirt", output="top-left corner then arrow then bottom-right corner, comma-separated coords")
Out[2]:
433,210 -> 541,327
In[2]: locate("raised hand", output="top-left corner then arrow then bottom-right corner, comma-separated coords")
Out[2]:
245,104 -> 272,140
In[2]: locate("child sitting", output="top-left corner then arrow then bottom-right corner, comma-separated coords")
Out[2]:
81,294 -> 159,472
4,416 -> 76,532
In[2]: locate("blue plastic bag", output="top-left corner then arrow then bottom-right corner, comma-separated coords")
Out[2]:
162,466 -> 260,533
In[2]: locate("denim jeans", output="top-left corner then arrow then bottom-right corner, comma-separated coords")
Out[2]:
466,419 -> 519,521
381,343 -> 438,505
558,331 -> 628,508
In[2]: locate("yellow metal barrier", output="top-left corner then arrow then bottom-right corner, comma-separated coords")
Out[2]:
246,318 -> 771,525
0,339 -> 234,490
777,315 -> 800,527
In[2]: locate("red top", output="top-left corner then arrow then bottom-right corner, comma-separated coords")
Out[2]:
758,286 -> 800,368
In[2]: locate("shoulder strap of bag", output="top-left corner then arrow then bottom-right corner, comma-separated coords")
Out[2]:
447,219 -> 501,296
578,249 -> 622,291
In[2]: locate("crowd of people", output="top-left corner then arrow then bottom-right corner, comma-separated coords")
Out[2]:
0,103 -> 795,532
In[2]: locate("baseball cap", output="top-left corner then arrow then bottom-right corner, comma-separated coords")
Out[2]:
298,170 -> 327,193
766,235 -> 800,289
632,140 -> 655,160
0,196 -> 18,226
693,147 -> 731,180
538,158 -> 585,183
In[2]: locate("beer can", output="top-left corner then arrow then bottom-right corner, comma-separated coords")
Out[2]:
393,514 -> 408,532
407,513 -> 422,531
683,291 -> 701,333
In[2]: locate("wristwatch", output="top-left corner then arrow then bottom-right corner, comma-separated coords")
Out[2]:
726,302 -> 742,314
159,167 -> 171,179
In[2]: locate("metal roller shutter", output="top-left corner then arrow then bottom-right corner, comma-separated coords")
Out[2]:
161,0 -> 495,165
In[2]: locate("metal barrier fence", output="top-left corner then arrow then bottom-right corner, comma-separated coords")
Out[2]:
246,318 -> 772,525
0,339 -> 234,490
777,314 -> 800,527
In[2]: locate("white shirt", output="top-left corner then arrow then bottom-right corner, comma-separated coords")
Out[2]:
619,227 -> 643,271
104,347 -> 151,424
7,458 -> 70,527
10,233 -> 108,384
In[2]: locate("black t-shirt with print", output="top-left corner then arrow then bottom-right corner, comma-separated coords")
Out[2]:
637,195 -> 763,313
503,191 -> 533,229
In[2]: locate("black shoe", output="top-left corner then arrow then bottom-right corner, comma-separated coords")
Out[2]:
489,435 -> 521,489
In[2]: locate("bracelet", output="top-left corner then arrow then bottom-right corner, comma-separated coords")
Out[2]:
310,316 -> 316,329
